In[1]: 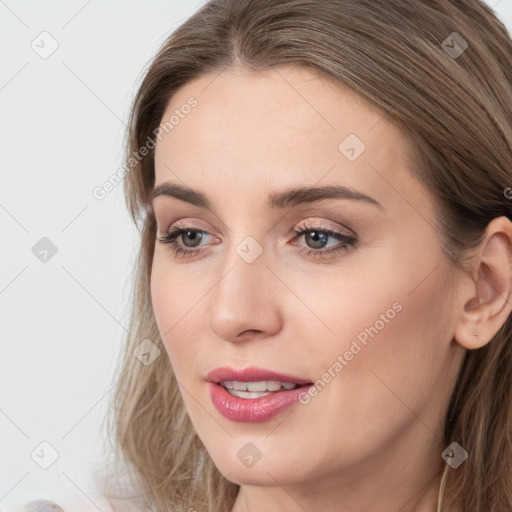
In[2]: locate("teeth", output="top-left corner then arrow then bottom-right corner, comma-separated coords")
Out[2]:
220,380 -> 299,392
227,389 -> 273,399
266,381 -> 283,391
232,381 -> 247,391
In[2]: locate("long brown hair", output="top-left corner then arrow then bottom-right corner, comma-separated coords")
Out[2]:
100,1 -> 512,510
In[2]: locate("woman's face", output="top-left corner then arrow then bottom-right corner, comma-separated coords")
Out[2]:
150,65 -> 466,499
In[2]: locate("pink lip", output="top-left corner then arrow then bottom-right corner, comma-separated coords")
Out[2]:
205,366 -> 312,385
205,366 -> 313,423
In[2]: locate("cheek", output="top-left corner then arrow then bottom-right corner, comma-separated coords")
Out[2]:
269,267 -> 450,471
296,230 -> 450,381
150,256 -> 210,376
306,263 -> 449,434
284,246 -> 448,400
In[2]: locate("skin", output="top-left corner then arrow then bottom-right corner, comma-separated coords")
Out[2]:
150,65 -> 512,512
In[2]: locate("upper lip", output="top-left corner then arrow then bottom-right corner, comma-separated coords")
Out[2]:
205,366 -> 312,385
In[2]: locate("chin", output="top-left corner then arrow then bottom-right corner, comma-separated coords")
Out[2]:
222,466 -> 294,486
212,452 -> 309,487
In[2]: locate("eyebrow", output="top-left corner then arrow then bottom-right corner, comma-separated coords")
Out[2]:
148,182 -> 384,211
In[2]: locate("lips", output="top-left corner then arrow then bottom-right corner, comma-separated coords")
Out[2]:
205,366 -> 312,385
205,366 -> 314,422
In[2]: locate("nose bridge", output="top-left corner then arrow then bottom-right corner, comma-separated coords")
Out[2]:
211,235 -> 268,312
208,234 -> 282,341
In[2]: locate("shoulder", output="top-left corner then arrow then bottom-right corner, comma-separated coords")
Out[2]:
9,501 -> 65,512
9,499 -> 115,512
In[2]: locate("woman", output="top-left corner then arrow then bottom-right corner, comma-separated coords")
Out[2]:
96,0 -> 512,511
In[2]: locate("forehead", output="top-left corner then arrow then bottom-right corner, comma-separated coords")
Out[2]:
152,65 -> 428,218
156,65 -> 396,159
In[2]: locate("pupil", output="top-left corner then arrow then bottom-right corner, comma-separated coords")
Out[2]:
183,230 -> 202,247
306,230 -> 327,249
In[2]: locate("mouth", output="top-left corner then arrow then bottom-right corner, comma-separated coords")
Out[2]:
207,372 -> 315,422
205,366 -> 314,416
217,380 -> 311,399
206,366 -> 313,392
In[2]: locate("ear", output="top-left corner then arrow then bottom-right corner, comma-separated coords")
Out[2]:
454,216 -> 512,350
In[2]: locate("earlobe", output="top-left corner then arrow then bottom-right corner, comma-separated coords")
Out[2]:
453,216 -> 512,351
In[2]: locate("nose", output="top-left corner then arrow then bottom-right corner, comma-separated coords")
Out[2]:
208,242 -> 283,343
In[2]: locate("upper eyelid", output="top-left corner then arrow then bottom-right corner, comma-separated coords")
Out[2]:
158,223 -> 349,239
295,219 -> 354,235
152,201 -> 365,232
156,214 -> 354,233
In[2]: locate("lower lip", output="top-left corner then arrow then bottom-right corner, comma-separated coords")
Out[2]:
208,382 -> 313,423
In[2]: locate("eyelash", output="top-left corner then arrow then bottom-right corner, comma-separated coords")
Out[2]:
157,222 -> 357,260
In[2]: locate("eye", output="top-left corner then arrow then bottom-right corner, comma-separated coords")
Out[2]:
290,221 -> 357,260
157,224 -> 215,258
156,221 -> 357,260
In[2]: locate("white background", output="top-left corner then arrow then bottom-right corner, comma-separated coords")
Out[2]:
1,0 -> 511,510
